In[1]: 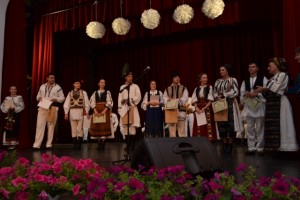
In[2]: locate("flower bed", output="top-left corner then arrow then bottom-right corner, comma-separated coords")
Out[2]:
0,150 -> 299,199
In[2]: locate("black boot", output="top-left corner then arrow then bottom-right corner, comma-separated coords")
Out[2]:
124,136 -> 130,152
101,139 -> 105,150
226,144 -> 233,153
130,135 -> 136,151
222,143 -> 228,153
72,137 -> 77,150
97,139 -> 102,149
97,139 -> 105,150
77,137 -> 83,150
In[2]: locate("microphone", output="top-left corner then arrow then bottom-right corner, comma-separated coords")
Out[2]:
143,66 -> 150,72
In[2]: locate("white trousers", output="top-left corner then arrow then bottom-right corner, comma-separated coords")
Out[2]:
168,120 -> 186,137
33,107 -> 58,148
70,119 -> 83,137
246,116 -> 264,151
83,128 -> 89,141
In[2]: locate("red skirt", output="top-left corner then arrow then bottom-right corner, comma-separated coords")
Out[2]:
192,99 -> 217,141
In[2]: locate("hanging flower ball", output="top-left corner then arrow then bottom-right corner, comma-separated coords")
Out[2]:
141,8 -> 161,29
112,17 -> 131,35
202,0 -> 225,19
86,21 -> 106,39
173,4 -> 194,24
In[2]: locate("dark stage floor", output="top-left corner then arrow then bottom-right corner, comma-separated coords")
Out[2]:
11,138 -> 300,178
11,139 -> 300,179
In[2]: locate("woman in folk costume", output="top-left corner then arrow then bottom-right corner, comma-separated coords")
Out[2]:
214,64 -> 243,153
254,58 -> 299,152
141,80 -> 164,138
118,63 -> 141,151
63,79 -> 90,150
90,79 -> 113,150
1,86 -> 24,149
191,73 -> 217,141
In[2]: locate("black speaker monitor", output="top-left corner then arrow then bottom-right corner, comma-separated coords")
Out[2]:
132,137 -> 223,177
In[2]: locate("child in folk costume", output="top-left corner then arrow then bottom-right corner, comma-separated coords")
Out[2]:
63,79 -> 90,150
184,97 -> 195,137
90,79 -> 113,150
1,86 -> 24,149
118,63 -> 141,151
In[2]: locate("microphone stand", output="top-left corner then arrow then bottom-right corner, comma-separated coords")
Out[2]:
112,69 -> 149,165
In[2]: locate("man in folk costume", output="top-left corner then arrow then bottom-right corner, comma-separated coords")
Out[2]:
90,79 -> 113,150
163,71 -> 189,137
118,63 -> 141,151
63,79 -> 90,150
33,73 -> 65,150
240,62 -> 268,155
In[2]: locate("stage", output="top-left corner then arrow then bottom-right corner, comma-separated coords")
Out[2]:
14,140 -> 300,179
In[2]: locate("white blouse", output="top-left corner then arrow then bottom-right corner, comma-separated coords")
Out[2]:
1,95 -> 24,113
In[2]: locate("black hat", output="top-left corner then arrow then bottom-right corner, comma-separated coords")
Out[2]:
170,70 -> 180,78
121,63 -> 132,78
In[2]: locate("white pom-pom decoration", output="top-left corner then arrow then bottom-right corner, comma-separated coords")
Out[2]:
141,8 -> 161,29
112,17 -> 131,35
86,21 -> 106,39
202,0 -> 225,19
173,4 -> 194,24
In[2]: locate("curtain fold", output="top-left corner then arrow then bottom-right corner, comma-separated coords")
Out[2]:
1,0 -> 29,148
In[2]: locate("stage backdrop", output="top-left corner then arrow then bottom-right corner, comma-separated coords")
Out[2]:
1,0 -> 300,147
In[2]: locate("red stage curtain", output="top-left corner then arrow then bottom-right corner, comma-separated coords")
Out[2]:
1,0 -> 29,148
282,0 -> 300,143
2,0 -> 299,145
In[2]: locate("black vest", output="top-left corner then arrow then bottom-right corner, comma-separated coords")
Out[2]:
195,86 -> 210,102
95,90 -> 107,103
245,75 -> 264,91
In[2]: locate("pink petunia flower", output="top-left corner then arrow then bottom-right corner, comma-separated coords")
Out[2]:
12,176 -> 28,190
129,178 -> 144,190
272,179 -> 289,195
208,181 -> 224,190
0,188 -> 9,199
72,184 -> 81,196
235,163 -> 248,172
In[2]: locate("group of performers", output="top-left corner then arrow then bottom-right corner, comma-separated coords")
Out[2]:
1,51 -> 300,153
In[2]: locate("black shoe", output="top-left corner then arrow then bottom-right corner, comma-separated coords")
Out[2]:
32,147 -> 40,151
226,144 -> 233,153
222,144 -> 228,153
46,147 -> 52,150
245,150 -> 256,155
